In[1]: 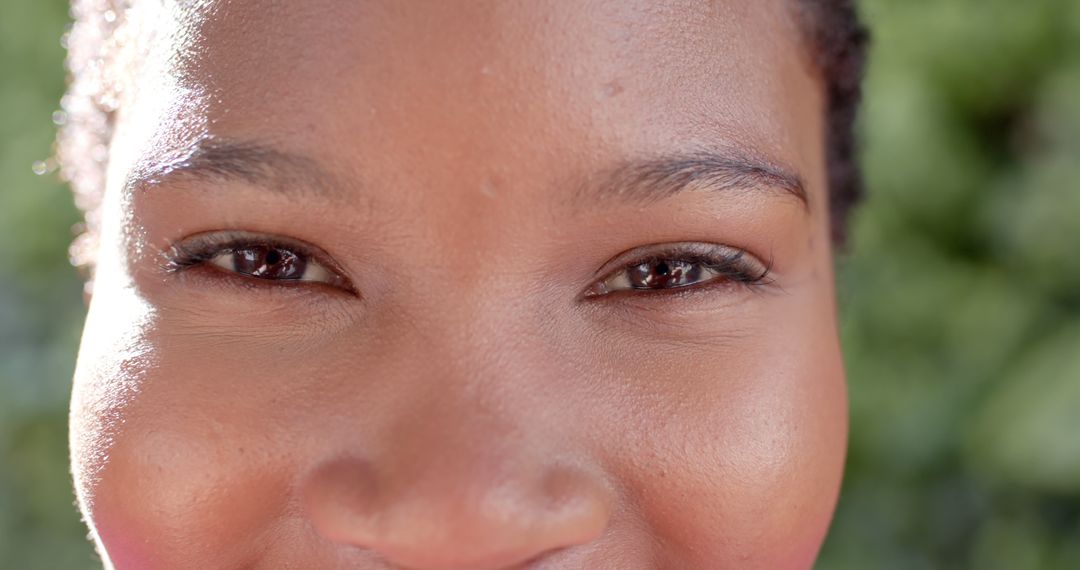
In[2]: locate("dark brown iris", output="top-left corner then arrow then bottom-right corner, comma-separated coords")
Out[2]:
627,259 -> 704,289
230,246 -> 306,280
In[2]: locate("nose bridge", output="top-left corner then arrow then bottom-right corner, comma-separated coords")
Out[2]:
374,252 -> 585,488
374,318 -> 587,505
405,267 -> 557,392
388,379 -> 533,490
300,295 -> 612,567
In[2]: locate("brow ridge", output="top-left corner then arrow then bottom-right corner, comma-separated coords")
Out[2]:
129,140 -> 808,212
126,139 -> 343,198
587,149 -> 809,210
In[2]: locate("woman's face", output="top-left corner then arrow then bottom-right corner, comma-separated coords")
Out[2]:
71,0 -> 846,568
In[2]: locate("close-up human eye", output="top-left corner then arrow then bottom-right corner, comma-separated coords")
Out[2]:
585,242 -> 773,298
164,231 -> 356,293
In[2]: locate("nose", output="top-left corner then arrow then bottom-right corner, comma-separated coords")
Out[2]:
301,413 -> 612,569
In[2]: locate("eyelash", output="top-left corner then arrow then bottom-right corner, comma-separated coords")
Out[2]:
162,233 -> 772,299
585,243 -> 774,299
163,232 -> 357,295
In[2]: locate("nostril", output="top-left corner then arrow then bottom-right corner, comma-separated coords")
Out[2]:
302,457 -> 612,569
367,481 -> 611,570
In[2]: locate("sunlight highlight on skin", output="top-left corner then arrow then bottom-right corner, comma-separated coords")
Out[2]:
68,1 -> 848,568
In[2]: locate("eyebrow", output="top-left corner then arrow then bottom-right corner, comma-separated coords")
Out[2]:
580,149 -> 809,211
129,139 -> 808,211
126,139 -> 349,198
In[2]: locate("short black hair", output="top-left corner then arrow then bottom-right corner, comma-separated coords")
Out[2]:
795,0 -> 869,245
57,0 -> 868,266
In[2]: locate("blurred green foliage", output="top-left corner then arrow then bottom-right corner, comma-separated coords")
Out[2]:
1,0 -> 95,568
821,0 -> 1080,568
0,0 -> 1077,568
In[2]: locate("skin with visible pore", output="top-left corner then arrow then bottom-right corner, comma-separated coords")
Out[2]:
70,1 -> 847,568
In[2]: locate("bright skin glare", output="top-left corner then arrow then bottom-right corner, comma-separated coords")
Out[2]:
70,1 -> 847,569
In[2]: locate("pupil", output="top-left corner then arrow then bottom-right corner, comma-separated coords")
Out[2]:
265,248 -> 281,265
655,262 -> 670,276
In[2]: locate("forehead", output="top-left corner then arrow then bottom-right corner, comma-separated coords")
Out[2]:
111,0 -> 822,208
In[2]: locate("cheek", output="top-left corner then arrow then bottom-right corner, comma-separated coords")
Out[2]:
73,262 -> 845,569
79,423 -> 290,568
71,293 -> 296,568
604,309 -> 846,569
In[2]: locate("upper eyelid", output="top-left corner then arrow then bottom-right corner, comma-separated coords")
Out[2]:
172,231 -> 316,253
591,242 -> 766,279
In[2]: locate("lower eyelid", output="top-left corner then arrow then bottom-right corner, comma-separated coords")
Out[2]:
174,262 -> 357,299
580,278 -> 764,320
